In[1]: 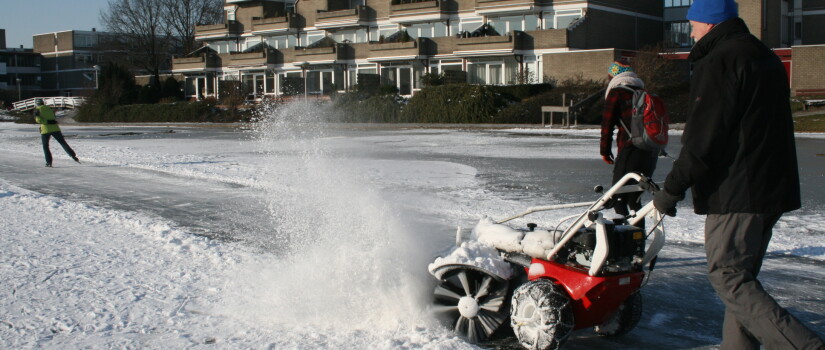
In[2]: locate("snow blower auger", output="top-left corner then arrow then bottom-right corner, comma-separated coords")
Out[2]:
428,172 -> 666,350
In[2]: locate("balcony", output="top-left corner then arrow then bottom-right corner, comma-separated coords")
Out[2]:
389,0 -> 450,23
522,29 -> 567,50
226,51 -> 271,67
453,31 -> 524,56
172,55 -> 220,72
474,0 -> 546,14
291,43 -> 351,63
315,6 -> 368,29
251,13 -> 299,34
367,38 -> 430,60
194,21 -> 242,40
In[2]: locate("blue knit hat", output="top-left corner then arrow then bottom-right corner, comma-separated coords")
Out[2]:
608,61 -> 634,77
687,0 -> 738,24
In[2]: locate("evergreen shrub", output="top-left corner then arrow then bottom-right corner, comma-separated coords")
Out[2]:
401,84 -> 518,123
332,93 -> 404,123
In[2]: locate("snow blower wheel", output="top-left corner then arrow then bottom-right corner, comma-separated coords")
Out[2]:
594,291 -> 643,337
432,266 -> 510,343
510,279 -> 574,350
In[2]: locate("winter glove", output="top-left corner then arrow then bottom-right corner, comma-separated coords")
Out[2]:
654,189 -> 683,217
602,154 -> 614,165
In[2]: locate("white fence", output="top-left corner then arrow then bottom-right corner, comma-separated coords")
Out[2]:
12,97 -> 87,111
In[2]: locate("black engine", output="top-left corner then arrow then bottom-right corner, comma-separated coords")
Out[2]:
559,221 -> 646,275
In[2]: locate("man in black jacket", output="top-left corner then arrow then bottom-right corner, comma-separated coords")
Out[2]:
653,0 -> 824,349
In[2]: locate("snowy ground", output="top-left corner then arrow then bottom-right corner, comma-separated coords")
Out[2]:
1,104 -> 823,349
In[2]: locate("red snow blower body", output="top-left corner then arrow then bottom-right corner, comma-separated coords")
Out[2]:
428,173 -> 666,350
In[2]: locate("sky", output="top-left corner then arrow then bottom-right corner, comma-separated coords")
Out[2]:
0,0 -> 109,49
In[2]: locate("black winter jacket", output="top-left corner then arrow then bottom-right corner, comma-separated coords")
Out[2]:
663,18 -> 801,215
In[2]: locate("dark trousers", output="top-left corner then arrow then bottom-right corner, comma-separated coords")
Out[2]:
705,213 -> 825,350
41,131 -> 76,165
611,146 -> 657,217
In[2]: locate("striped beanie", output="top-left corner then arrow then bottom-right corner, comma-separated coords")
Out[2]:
608,61 -> 634,77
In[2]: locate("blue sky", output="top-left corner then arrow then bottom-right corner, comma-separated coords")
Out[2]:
1,0 -> 110,49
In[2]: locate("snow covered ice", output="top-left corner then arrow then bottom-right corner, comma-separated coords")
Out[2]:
0,105 -> 823,349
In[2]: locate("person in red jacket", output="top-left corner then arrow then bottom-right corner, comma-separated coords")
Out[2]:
600,61 -> 658,222
653,0 -> 823,348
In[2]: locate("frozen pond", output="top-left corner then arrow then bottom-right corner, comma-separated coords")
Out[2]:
1,104 -> 823,349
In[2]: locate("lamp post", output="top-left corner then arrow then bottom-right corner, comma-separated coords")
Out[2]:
16,78 -> 22,101
93,65 -> 101,89
298,61 -> 310,101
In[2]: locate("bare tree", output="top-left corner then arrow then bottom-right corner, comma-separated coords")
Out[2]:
162,0 -> 223,54
631,43 -> 683,92
101,0 -> 171,87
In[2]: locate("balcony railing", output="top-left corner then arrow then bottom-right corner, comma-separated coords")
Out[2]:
368,38 -> 431,58
315,6 -> 368,28
172,56 -> 209,71
390,0 -> 448,19
194,21 -> 242,38
474,0 -> 546,12
251,13 -> 299,33
292,43 -> 351,62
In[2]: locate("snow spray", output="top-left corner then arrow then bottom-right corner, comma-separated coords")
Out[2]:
217,101 -> 442,339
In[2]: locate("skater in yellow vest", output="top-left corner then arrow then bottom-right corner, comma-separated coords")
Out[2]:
34,99 -> 80,167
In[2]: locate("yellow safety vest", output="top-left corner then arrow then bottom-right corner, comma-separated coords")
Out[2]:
35,105 -> 60,134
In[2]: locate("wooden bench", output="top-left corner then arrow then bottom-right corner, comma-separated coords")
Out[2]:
794,89 -> 825,110
796,88 -> 825,97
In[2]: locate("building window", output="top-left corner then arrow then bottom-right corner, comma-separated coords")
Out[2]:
487,15 -> 540,33
554,9 -> 583,29
665,21 -> 692,47
434,22 -> 448,37
75,54 -> 94,63
244,39 -> 261,51
265,36 -> 289,49
407,23 -> 433,39
208,40 -> 236,53
74,34 -> 98,48
665,0 -> 692,8
300,31 -> 325,46
460,18 -> 484,33
378,24 -> 399,40
331,28 -> 368,43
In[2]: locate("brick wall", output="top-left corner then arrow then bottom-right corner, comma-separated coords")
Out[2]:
738,0 -> 763,41
791,45 -> 825,93
543,49 -> 616,83
369,0 -> 390,20
56,32 -> 73,52
297,0 -> 326,28
33,34 -> 54,53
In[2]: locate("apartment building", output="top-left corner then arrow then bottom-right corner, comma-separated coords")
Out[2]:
0,29 -> 42,100
33,29 -> 119,97
665,0 -> 825,50
173,0 -> 664,100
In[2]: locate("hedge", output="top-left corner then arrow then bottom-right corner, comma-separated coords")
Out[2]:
76,101 -> 248,123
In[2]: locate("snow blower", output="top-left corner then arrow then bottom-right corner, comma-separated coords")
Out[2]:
428,172 -> 666,350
